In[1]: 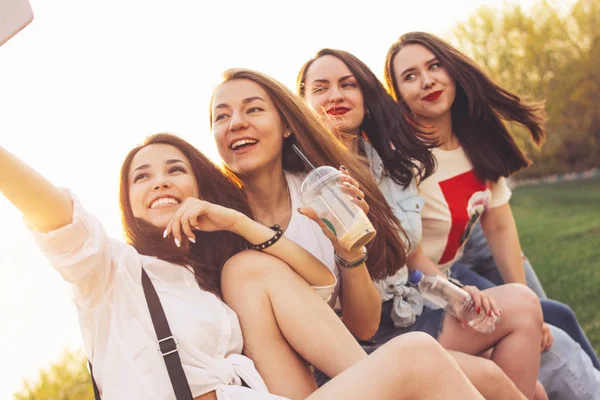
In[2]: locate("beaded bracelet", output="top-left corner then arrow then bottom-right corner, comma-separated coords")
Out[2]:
335,247 -> 368,269
249,224 -> 283,251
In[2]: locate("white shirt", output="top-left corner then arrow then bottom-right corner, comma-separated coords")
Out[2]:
29,194 -> 288,400
419,147 -> 512,273
284,172 -> 340,308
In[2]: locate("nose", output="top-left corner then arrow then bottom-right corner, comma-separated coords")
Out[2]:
328,85 -> 345,103
152,175 -> 171,191
421,71 -> 436,90
229,111 -> 249,132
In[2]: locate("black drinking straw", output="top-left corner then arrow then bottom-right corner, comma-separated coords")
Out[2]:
292,144 -> 316,170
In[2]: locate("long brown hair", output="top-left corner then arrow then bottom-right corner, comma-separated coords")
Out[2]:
384,32 -> 546,182
297,48 -> 436,187
119,133 -> 252,296
210,69 -> 407,280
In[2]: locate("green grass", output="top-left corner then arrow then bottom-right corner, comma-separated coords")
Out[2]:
511,177 -> 600,355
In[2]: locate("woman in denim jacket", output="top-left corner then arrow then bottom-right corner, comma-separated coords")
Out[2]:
298,49 -> 548,399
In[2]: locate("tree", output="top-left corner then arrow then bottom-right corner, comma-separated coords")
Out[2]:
451,0 -> 600,177
14,348 -> 93,400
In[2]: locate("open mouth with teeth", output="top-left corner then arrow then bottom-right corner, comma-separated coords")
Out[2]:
230,139 -> 259,152
150,197 -> 180,209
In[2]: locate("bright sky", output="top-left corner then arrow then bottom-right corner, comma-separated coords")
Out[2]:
0,0 -> 546,396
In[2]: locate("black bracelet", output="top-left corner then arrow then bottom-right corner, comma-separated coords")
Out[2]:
249,224 -> 283,251
335,247 -> 368,269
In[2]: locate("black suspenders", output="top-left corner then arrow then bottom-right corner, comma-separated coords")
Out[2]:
90,268 -> 193,399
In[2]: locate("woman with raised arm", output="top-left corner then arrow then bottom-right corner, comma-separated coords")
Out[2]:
383,32 -> 600,399
0,133 -> 484,399
297,48 -> 546,400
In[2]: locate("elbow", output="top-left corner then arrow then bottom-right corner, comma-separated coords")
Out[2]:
347,316 -> 380,341
351,324 -> 379,341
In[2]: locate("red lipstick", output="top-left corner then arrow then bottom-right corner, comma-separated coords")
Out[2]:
326,107 -> 350,116
423,90 -> 443,101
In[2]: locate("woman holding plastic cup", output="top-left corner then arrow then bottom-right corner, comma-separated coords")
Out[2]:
298,49 -> 548,399
210,68 -> 411,344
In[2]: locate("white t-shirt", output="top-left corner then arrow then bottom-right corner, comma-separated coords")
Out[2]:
419,147 -> 512,273
284,172 -> 340,308
29,194 -> 288,400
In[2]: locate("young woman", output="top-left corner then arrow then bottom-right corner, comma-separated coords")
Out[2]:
383,31 -> 600,399
0,133 -> 485,400
297,49 -> 550,400
211,67 -> 544,399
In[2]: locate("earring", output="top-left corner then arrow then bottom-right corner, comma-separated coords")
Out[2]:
284,130 -> 292,138
365,109 -> 371,119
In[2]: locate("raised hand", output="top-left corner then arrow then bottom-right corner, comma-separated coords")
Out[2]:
338,165 -> 369,215
163,198 -> 242,247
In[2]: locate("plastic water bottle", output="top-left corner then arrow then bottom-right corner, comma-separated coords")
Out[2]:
408,270 -> 498,333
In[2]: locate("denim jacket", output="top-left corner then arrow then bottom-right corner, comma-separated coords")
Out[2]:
362,139 -> 424,255
362,139 -> 425,327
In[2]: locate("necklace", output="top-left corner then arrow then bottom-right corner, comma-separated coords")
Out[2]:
254,177 -> 292,231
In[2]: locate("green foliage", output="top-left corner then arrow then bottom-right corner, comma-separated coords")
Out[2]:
14,349 -> 93,400
512,177 -> 600,353
452,0 -> 600,178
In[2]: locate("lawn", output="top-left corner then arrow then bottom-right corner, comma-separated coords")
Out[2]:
511,177 -> 600,355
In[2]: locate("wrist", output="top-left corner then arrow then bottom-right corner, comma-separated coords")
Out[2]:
335,247 -> 368,269
335,246 -> 364,262
229,211 -> 253,237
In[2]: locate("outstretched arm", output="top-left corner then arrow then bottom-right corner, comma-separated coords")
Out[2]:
0,146 -> 72,232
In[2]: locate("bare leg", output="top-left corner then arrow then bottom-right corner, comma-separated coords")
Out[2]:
307,333 -> 484,400
533,381 -> 548,400
221,250 -> 367,399
438,284 -> 544,399
449,351 -> 527,400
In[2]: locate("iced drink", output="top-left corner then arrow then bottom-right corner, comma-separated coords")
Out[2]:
301,166 -> 376,252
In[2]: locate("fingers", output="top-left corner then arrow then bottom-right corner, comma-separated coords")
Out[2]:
164,198 -> 202,247
487,296 -> 502,317
341,182 -> 369,214
298,207 -> 338,242
339,176 -> 369,214
351,196 -> 370,215
480,294 -> 493,317
541,324 -> 553,352
463,286 -> 483,315
340,181 -> 365,199
170,206 -> 184,248
181,214 -> 196,243
338,170 -> 360,188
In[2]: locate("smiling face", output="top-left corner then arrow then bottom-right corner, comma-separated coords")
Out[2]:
128,143 -> 199,228
211,79 -> 287,177
392,44 -> 456,123
302,55 -> 365,136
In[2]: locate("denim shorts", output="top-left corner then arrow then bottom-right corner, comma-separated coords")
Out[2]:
313,300 -> 446,386
359,300 -> 446,354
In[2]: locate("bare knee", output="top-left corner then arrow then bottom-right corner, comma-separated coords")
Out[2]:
385,333 -> 449,372
221,250 -> 291,301
502,284 -> 543,330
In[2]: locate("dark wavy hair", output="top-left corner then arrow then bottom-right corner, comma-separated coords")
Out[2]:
210,69 -> 407,280
297,48 -> 436,187
384,32 -> 546,182
119,133 -> 252,296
